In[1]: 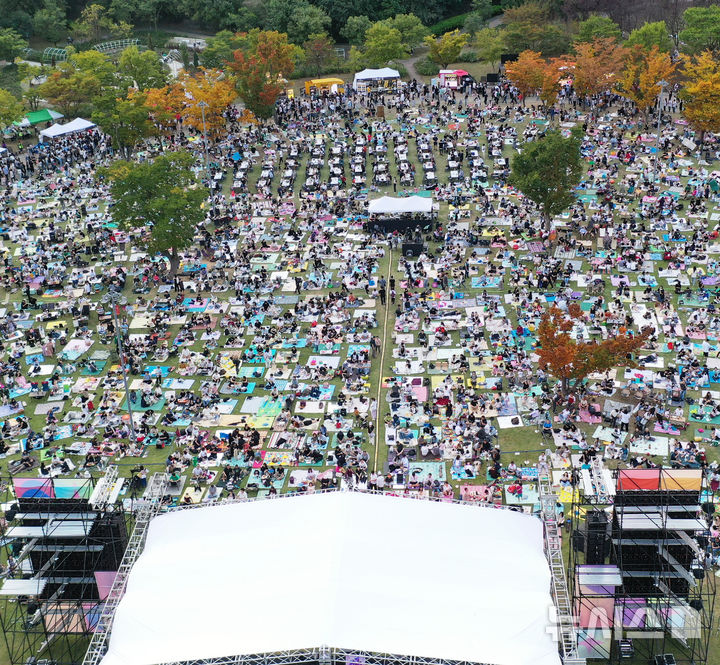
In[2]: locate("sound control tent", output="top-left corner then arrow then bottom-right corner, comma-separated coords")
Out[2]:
353,68 -> 401,90
98,492 -> 561,665
40,118 -> 96,139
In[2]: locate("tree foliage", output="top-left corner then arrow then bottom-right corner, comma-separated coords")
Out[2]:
91,89 -> 157,157
615,45 -> 676,119
572,37 -> 628,98
359,22 -> 408,67
474,27 -> 505,70
424,29 -> 468,68
303,31 -> 335,75
118,45 -> 167,91
508,127 -> 584,232
574,14 -> 621,44
0,28 -> 26,61
625,21 -> 672,53
342,15 -> 372,46
37,67 -> 101,117
502,1 -> 569,56
72,3 -> 132,43
381,13 -> 428,49
0,87 -> 23,127
679,6 -> 720,55
504,49 -> 545,101
679,50 -> 720,142
33,0 -> 67,45
230,29 -> 296,119
101,150 -> 206,273
537,304 -> 650,395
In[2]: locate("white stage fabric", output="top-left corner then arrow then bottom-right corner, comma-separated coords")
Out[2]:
368,196 -> 433,215
100,492 -> 561,665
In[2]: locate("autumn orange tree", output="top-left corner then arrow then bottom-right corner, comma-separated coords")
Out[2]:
178,68 -> 237,139
144,83 -> 185,129
539,56 -> 574,108
679,50 -> 720,144
572,37 -> 628,99
505,50 -> 546,104
230,29 -> 297,120
537,304 -> 651,395
615,45 -> 676,122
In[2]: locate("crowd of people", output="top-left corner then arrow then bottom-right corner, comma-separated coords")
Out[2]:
0,71 -> 720,513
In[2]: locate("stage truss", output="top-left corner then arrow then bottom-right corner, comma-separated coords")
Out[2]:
568,466 -> 716,665
0,468 -> 130,665
81,487 -> 573,665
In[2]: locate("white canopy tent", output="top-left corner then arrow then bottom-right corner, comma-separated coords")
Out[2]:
368,195 -> 434,215
99,492 -> 561,665
353,67 -> 401,90
40,117 -> 96,139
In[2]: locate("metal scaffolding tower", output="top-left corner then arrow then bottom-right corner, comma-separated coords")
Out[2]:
539,473 -> 585,665
82,472 -> 168,665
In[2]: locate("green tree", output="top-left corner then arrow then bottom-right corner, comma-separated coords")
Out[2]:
0,28 -> 26,61
472,0 -> 496,21
303,32 -> 334,75
118,45 -> 167,90
287,4 -> 331,45
574,14 -> 621,44
101,151 -> 206,274
72,4 -> 132,43
363,22 -> 407,67
202,30 -> 246,68
679,6 -> 720,55
424,29 -> 468,68
33,0 -> 67,45
502,2 -> 570,56
382,13 -> 428,50
625,21 -> 672,53
509,127 -> 583,233
474,27 -> 505,70
71,49 -> 116,87
92,89 -> 157,158
37,68 -> 101,116
17,61 -> 50,111
342,15 -> 372,46
0,87 -> 22,127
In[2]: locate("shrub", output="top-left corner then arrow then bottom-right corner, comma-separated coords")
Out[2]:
415,57 -> 440,76
458,49 -> 480,62
428,13 -> 470,36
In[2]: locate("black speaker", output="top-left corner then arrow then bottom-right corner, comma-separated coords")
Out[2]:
402,242 -> 424,257
572,530 -> 585,552
586,510 -> 609,565
690,599 -> 703,612
486,73 -> 500,83
501,53 -> 519,64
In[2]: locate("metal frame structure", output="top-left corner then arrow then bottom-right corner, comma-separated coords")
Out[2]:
81,486 -> 571,665
93,39 -> 140,55
568,467 -> 716,665
83,472 -> 167,665
0,470 -> 131,665
539,473 -> 585,665
42,47 -> 68,63
155,647 -> 497,665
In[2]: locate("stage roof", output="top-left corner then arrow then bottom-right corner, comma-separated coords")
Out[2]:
99,492 -> 561,665
368,195 -> 434,215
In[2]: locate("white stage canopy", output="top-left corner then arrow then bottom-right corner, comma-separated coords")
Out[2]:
368,195 -> 433,215
353,67 -> 400,89
40,117 -> 96,139
100,492 -> 561,665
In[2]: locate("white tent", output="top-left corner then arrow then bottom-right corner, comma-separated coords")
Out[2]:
100,492 -> 561,665
353,67 -> 400,90
368,195 -> 434,215
40,117 -> 96,139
